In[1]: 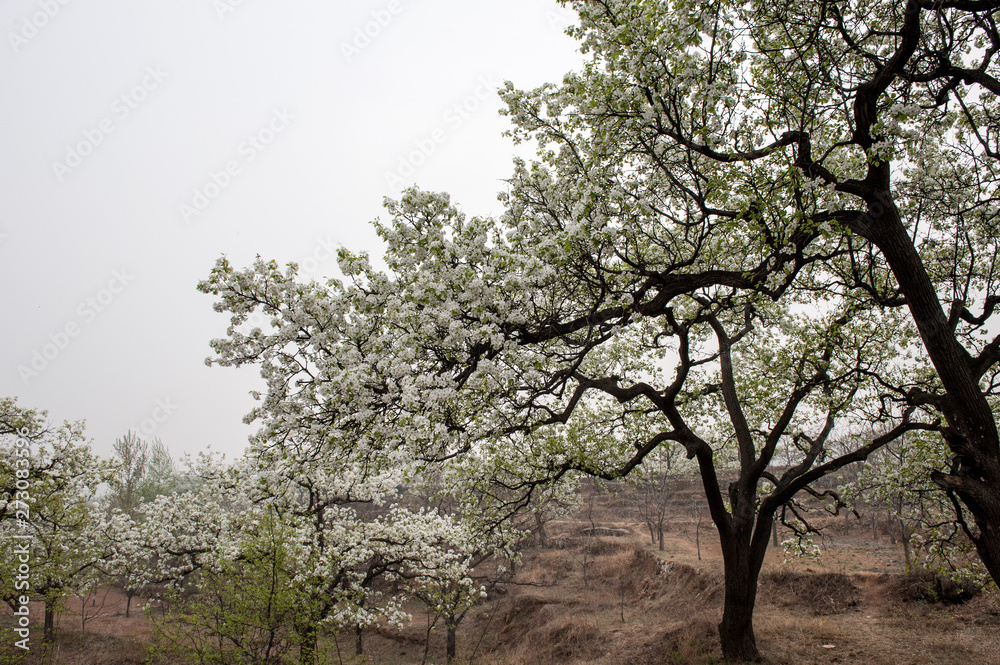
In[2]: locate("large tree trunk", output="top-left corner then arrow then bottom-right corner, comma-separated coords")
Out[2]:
950,485 -> 1000,585
718,588 -> 759,662
43,599 -> 55,643
534,511 -> 548,548
296,621 -> 317,665
697,464 -> 769,660
717,523 -> 768,662
446,619 -> 457,663
866,200 -> 1000,587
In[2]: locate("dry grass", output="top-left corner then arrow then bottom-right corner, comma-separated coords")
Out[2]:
469,541 -> 726,665
760,570 -> 860,615
0,589 -> 169,665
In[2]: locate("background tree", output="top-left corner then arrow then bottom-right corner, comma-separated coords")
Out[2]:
845,429 -> 990,589
107,432 -> 148,519
107,433 -> 177,518
635,444 -> 688,551
0,417 -> 114,641
141,438 -> 177,502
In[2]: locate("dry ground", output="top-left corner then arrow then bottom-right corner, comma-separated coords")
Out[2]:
2,492 -> 998,664
421,517 -> 1000,665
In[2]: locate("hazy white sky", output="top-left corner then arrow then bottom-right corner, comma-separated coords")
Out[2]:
0,0 -> 585,460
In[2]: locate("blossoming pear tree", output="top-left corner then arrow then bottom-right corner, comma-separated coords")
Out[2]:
200,192 -> 936,661
199,1 -> 1000,660
497,0 -> 1000,593
0,413 -> 115,642
136,443 -> 490,665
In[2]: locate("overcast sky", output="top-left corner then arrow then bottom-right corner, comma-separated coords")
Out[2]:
0,0 -> 585,460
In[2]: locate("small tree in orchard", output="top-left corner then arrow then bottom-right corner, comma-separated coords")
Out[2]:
138,440 -> 494,665
151,505 -> 300,665
406,543 -> 489,665
524,477 -> 579,550
0,410 -> 114,642
102,433 -> 178,617
107,432 -> 149,518
139,455 -> 301,664
421,459 -> 555,663
100,509 -> 160,619
139,454 -> 233,584
636,443 -> 689,551
846,430 -> 991,588
227,433 -> 470,663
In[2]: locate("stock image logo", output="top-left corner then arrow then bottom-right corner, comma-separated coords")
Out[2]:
385,75 -> 500,189
51,66 -> 169,182
17,269 -> 135,385
7,0 -> 72,53
179,107 -> 294,224
340,0 -> 403,62
214,0 -> 250,20
131,397 -> 180,438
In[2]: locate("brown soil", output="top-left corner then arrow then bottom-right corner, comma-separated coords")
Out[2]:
3,487 -> 999,664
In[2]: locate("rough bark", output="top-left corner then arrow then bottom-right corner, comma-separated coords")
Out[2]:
446,620 -> 457,663
297,622 -> 317,665
716,516 -> 771,662
43,599 -> 55,643
534,511 -> 548,548
864,201 -> 1000,585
